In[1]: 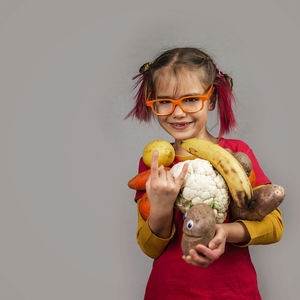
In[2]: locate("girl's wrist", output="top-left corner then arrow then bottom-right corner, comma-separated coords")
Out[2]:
149,204 -> 173,223
217,224 -> 229,243
220,222 -> 250,244
149,199 -> 174,216
148,212 -> 173,238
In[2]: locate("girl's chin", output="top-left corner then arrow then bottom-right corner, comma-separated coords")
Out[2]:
166,127 -> 207,141
168,130 -> 196,141
162,122 -> 206,140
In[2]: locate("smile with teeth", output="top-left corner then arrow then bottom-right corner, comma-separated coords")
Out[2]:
170,121 -> 194,129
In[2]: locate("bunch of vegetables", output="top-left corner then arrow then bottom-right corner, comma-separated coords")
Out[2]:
128,139 -> 285,255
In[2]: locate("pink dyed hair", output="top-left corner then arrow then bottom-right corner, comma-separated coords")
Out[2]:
214,74 -> 237,138
125,48 -> 238,138
125,72 -> 153,122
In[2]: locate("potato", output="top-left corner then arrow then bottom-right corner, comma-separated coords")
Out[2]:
181,203 -> 216,256
143,140 -> 175,167
230,184 -> 285,221
232,152 -> 253,177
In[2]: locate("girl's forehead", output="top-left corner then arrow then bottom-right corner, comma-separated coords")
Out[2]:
154,67 -> 207,97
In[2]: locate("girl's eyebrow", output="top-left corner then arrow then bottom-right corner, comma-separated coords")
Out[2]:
156,93 -> 201,99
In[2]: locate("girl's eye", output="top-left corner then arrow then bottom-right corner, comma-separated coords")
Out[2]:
186,220 -> 194,230
183,97 -> 200,103
159,100 -> 171,104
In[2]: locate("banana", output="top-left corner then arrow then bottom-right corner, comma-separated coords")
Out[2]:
181,138 -> 253,208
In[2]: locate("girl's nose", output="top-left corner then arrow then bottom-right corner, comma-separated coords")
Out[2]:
172,104 -> 186,117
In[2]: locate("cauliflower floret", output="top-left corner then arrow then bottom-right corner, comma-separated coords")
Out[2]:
170,158 -> 230,223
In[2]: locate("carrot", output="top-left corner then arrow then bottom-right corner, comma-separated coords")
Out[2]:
249,169 -> 256,188
139,193 -> 150,220
128,167 -> 171,190
128,169 -> 151,190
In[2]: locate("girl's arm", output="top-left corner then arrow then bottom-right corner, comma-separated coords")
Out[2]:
137,194 -> 283,262
183,208 -> 284,267
235,208 -> 283,246
145,150 -> 188,236
136,198 -> 176,259
136,151 -> 188,259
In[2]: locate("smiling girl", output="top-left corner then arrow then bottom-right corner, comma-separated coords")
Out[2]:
127,47 -> 283,299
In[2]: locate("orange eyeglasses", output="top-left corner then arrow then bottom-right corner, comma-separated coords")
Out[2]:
146,84 -> 214,116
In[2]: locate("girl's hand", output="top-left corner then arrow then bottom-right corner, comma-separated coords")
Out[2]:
146,150 -> 188,216
182,224 -> 228,267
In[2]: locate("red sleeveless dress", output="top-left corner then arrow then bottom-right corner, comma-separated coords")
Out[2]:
135,138 -> 271,300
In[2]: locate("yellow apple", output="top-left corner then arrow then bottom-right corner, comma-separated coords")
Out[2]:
143,140 -> 175,167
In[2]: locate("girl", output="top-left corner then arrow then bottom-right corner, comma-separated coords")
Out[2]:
127,47 -> 283,299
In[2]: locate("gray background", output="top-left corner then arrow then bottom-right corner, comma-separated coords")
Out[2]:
1,0 -> 299,299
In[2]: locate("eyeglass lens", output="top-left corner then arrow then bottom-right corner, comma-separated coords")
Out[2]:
153,97 -> 203,114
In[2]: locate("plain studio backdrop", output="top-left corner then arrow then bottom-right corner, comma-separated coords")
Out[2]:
1,0 -> 299,299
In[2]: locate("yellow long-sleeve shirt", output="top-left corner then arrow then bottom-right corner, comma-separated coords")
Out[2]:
136,199 -> 284,259
136,152 -> 284,259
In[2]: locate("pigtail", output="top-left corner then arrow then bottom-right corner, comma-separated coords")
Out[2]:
214,72 -> 237,138
125,63 -> 153,122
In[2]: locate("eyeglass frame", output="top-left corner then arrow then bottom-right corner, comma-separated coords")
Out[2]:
146,84 -> 214,116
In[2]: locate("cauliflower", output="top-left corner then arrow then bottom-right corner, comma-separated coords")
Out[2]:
170,158 -> 230,223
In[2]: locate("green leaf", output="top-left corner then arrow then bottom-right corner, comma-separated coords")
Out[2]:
210,201 -> 216,208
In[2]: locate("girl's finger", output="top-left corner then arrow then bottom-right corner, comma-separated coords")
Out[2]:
182,254 -> 208,267
208,236 -> 223,250
158,165 -> 167,181
208,225 -> 226,250
194,244 -> 216,261
189,249 -> 212,266
145,176 -> 151,191
150,151 -> 159,180
166,168 -> 175,183
175,163 -> 189,186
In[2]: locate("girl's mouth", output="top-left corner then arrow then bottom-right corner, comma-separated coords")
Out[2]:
169,122 -> 193,130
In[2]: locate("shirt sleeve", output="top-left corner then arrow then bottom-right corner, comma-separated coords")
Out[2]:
235,208 -> 284,247
232,141 -> 283,246
136,198 -> 176,259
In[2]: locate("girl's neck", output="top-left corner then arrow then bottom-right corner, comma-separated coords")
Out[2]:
173,131 -> 221,156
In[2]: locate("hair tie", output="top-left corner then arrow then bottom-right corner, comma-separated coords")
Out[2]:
216,69 -> 224,78
144,61 -> 153,72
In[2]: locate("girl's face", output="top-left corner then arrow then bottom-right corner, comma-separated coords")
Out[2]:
154,67 -> 215,142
